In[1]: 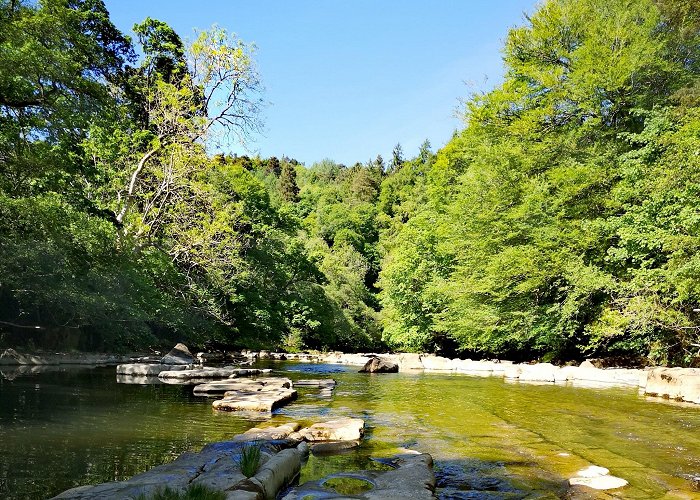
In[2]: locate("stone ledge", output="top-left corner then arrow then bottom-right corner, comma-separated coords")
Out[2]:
52,427 -> 307,500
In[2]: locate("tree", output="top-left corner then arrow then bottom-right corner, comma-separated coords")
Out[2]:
278,162 -> 300,202
390,143 -> 404,172
266,156 -> 281,176
0,0 -> 134,199
418,139 -> 432,164
94,23 -> 264,236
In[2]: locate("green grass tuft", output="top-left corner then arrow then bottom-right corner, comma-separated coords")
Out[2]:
237,441 -> 262,478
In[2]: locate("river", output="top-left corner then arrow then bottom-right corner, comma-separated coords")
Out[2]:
1,361 -> 699,498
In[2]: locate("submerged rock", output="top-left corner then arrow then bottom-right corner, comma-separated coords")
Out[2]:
294,378 -> 336,398
310,440 -> 361,455
359,357 -> 398,373
281,453 -> 435,499
161,343 -> 194,365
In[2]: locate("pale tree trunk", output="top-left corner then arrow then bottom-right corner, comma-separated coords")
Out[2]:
115,146 -> 159,224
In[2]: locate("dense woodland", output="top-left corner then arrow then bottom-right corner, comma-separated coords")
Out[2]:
1,0 -> 699,365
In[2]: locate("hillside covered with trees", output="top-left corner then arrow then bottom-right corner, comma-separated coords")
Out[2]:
1,0 -> 699,365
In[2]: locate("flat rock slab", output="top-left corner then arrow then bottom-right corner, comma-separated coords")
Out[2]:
116,363 -> 190,376
293,418 -> 365,442
193,377 -> 292,396
214,386 -> 297,412
233,423 -> 302,441
295,379 -> 336,399
159,367 -> 272,381
281,453 -> 435,499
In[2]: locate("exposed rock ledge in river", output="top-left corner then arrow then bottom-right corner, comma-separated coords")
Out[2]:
53,427 -> 308,499
52,420 -> 373,500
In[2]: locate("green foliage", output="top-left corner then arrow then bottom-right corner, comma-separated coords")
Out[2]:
3,0 -> 699,364
378,0 -> 700,365
237,442 -> 262,478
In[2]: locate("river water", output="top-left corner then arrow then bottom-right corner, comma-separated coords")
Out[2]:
1,361 -> 699,498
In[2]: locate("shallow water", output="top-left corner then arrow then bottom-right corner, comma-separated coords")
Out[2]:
1,361 -> 700,498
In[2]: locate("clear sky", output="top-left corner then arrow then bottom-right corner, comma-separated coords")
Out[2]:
103,0 -> 536,166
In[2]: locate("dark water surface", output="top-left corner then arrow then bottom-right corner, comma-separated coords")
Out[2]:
2,361 -> 700,499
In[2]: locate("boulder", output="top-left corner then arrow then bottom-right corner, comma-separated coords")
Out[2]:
251,447 -> 303,499
161,343 -> 194,365
359,357 -> 398,373
294,418 -> 364,442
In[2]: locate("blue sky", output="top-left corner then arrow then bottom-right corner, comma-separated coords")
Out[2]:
104,1 -> 536,166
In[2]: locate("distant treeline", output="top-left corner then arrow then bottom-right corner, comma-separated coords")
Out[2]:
1,0 -> 699,365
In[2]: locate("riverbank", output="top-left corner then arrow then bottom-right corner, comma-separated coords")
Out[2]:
279,351 -> 700,405
5,346 -> 700,405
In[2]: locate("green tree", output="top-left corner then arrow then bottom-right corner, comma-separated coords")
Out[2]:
278,162 -> 300,202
